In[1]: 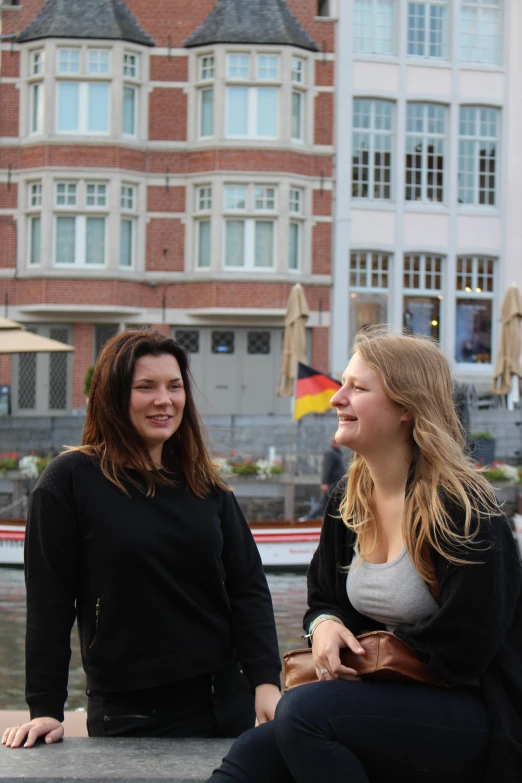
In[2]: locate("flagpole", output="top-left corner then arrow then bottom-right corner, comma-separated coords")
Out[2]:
284,364 -> 299,522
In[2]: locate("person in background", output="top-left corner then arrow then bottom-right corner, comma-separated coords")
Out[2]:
206,327 -> 522,783
299,439 -> 345,521
2,328 -> 281,749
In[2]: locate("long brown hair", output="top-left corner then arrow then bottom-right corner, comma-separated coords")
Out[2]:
340,328 -> 500,584
68,328 -> 228,497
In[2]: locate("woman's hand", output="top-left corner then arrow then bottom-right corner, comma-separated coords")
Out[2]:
312,619 -> 365,681
1,718 -> 64,749
254,683 -> 281,724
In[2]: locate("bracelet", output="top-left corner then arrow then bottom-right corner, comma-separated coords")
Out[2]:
302,614 -> 343,640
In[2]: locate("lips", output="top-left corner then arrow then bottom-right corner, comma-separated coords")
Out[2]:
338,415 -> 357,422
147,415 -> 172,422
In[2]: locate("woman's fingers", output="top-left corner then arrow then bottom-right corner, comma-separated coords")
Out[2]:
2,725 -> 29,748
2,718 -> 63,749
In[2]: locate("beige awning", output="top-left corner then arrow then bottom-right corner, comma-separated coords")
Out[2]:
491,285 -> 522,396
277,284 -> 310,397
0,317 -> 74,354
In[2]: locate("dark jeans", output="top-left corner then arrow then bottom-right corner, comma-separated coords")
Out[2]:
87,660 -> 255,738
208,680 -> 490,783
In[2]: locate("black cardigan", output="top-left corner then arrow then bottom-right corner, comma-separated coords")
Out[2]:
304,489 -> 522,783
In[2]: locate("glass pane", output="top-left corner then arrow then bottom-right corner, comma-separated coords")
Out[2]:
32,84 -> 42,133
18,352 -> 36,409
212,331 -> 235,354
88,83 -> 109,132
403,296 -> 440,340
86,217 -> 105,264
198,220 -> 211,268
57,83 -> 79,131
225,221 -> 244,266
257,88 -> 277,137
289,222 -> 299,270
291,91 -> 302,140
349,292 -> 388,347
248,331 -> 271,354
255,221 -> 274,267
227,87 -> 248,136
175,330 -> 200,353
201,88 -> 214,136
56,216 -> 76,264
30,217 -> 41,265
120,219 -> 133,267
123,86 -> 136,134
455,298 -> 492,363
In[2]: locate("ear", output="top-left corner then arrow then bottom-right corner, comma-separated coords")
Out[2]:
400,409 -> 413,422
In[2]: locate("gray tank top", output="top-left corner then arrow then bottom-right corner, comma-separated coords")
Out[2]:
347,547 -> 439,631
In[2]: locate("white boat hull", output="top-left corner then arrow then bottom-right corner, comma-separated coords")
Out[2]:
0,525 -> 24,566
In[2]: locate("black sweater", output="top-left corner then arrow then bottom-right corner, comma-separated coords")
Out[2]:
24,451 -> 281,721
305,489 -> 522,783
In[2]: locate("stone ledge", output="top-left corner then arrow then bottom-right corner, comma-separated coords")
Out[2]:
0,738 -> 232,783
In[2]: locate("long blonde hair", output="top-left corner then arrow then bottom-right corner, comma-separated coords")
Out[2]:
340,328 -> 500,585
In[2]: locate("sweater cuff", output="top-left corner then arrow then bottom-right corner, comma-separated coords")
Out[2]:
244,665 -> 282,691
28,700 -> 65,723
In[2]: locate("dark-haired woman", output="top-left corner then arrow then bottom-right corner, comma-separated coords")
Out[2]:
2,329 -> 281,749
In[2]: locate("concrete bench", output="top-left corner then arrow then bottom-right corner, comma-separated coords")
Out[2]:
0,738 -> 233,783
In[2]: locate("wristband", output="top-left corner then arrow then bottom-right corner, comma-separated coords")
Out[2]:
302,614 -> 343,640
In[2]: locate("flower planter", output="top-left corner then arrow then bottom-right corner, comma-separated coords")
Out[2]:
472,437 -> 496,466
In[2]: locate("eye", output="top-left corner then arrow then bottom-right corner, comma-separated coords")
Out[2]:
354,385 -> 366,392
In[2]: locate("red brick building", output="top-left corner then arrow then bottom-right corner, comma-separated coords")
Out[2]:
0,0 -> 335,417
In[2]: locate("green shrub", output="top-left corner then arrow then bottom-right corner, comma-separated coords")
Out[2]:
84,366 -> 95,397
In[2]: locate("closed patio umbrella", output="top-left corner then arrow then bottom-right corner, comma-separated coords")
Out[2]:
491,285 -> 522,403
0,317 -> 74,354
277,284 -> 309,396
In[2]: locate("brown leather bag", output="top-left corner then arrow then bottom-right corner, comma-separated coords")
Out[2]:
283,630 -> 449,691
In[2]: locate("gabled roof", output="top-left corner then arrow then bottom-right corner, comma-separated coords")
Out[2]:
184,0 -> 319,52
17,0 -> 155,47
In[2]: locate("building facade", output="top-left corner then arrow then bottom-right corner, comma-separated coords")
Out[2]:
0,0 -> 336,417
332,0 -> 522,391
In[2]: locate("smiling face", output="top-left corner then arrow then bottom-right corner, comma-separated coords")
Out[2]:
330,351 -> 412,457
129,353 -> 186,466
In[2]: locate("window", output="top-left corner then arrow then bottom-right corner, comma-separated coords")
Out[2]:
29,217 -> 41,265
405,103 -> 446,203
57,82 -> 109,133
31,50 -> 44,76
29,182 -> 42,207
227,54 -> 250,79
289,188 -> 303,214
196,186 -> 212,210
226,86 -> 278,138
197,220 -> 211,268
174,330 -> 200,353
123,86 -> 136,134
461,1 -> 501,64
248,331 -> 271,354
87,49 -> 110,75
121,185 -> 136,210
408,1 -> 448,59
199,88 -> 214,137
317,0 -> 330,16
455,256 -> 495,363
86,183 -> 107,207
223,184 -> 276,270
199,54 -> 214,80
212,331 -> 235,354
403,254 -> 444,340
289,189 -> 304,271
291,91 -> 303,141
349,251 -> 390,344
57,48 -> 80,74
123,52 -> 139,78
120,219 -> 135,268
291,57 -> 305,84
257,55 -> 279,80
352,99 -> 393,199
56,182 -> 77,206
354,0 -> 396,55
458,106 -> 499,205
31,83 -> 43,133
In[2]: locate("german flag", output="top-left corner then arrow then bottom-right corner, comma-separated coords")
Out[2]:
294,363 -> 341,421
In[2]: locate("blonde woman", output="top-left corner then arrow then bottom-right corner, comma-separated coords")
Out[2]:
208,329 -> 522,783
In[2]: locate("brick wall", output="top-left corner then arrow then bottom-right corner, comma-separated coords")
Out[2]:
146,219 -> 185,271
0,183 -> 17,210
312,189 -> 332,216
314,92 -> 334,146
147,185 -> 185,212
0,50 -> 20,78
0,218 -> 17,268
311,326 -> 329,372
0,355 -> 12,386
150,55 -> 188,82
312,222 -> 332,275
0,84 -> 19,137
148,88 -> 188,141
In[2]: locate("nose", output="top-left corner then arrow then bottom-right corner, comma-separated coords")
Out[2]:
330,385 -> 346,408
153,387 -> 172,406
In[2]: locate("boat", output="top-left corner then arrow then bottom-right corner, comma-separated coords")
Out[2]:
0,518 -> 321,569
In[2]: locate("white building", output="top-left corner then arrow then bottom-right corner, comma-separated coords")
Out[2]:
332,0 -> 522,390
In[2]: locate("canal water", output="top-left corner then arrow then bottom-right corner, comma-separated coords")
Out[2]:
0,568 -> 307,711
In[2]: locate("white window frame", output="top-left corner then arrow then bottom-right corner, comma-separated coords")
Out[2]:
460,0 -> 502,65
224,185 -> 247,210
122,84 -> 137,136
456,255 -> 495,295
199,87 -> 214,138
354,0 -> 397,56
226,53 -> 250,79
225,86 -> 278,139
291,57 -> 305,84
256,54 -> 280,80
120,217 -> 136,268
29,182 -> 42,207
223,219 -> 275,270
199,54 -> 214,80
123,52 -> 140,79
55,181 -> 78,207
407,1 -> 449,60
288,221 -> 302,272
121,184 -> 137,211
196,185 -> 212,211
403,253 -> 444,291
30,82 -> 43,134
289,188 -> 303,214
85,182 -> 107,208
352,99 -> 394,200
87,49 -> 110,75
31,49 -> 44,76
56,81 -> 110,135
29,215 -> 41,266
54,214 -> 107,267
291,89 -> 304,142
254,186 -> 276,211
57,47 -> 80,74
405,103 -> 447,204
195,219 -> 211,269
350,250 -> 391,290
458,106 -> 499,207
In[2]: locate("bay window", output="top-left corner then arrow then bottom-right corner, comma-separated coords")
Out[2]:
223,184 -> 276,270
